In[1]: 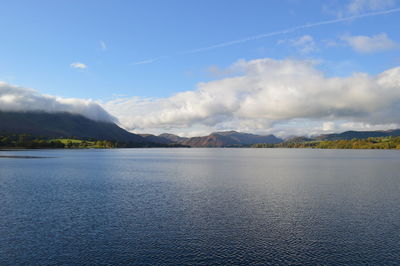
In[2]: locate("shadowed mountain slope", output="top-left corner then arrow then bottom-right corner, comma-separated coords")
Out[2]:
139,134 -> 174,144
0,111 -> 146,142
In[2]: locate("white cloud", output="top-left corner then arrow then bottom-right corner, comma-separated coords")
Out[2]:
100,41 -> 107,51
70,62 -> 88,69
0,82 -> 115,122
341,33 -> 397,53
322,122 -> 336,132
347,0 -> 396,15
103,58 -> 400,136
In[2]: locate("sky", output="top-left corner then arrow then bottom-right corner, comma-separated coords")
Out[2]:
1,0 -> 400,137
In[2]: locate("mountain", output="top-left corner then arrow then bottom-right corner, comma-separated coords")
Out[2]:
180,131 -> 283,147
181,133 -> 235,147
213,131 -> 283,144
285,136 -> 315,143
316,129 -> 400,141
139,134 -> 174,144
159,133 -> 189,143
0,111 -> 146,143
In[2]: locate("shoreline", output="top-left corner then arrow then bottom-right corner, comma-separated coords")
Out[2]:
0,155 -> 54,159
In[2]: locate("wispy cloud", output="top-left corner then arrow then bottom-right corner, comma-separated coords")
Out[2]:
346,0 -> 396,15
99,41 -> 107,51
131,59 -> 156,65
341,33 -> 397,53
278,35 -> 317,54
70,62 -> 88,69
130,56 -> 169,66
133,8 -> 400,65
182,8 -> 400,54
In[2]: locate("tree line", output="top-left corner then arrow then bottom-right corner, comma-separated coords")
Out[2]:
0,134 -> 185,149
0,134 -> 122,149
252,137 -> 400,149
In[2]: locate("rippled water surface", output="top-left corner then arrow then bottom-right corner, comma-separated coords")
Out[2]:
1,148 -> 400,265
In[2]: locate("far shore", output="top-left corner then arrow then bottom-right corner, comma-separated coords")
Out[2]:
0,155 -> 53,159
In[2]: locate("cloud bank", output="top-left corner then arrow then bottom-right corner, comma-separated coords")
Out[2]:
0,82 -> 115,122
103,58 -> 400,136
2,58 -> 400,137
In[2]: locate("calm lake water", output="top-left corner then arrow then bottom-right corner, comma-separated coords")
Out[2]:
1,148 -> 400,265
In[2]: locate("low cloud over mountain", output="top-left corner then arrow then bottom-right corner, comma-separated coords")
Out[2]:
2,58 -> 400,137
0,82 -> 115,123
103,58 -> 400,136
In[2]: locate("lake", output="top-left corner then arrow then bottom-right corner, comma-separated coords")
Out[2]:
1,148 -> 399,265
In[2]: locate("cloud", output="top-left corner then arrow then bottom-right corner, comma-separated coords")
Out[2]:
346,0 -> 396,15
291,35 -> 317,54
103,58 -> 400,136
278,35 -> 317,54
322,121 -> 336,132
0,82 -> 115,122
100,41 -> 107,51
341,33 -> 397,53
70,62 -> 88,69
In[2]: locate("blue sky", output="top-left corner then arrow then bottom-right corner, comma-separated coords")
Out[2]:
1,0 -> 400,136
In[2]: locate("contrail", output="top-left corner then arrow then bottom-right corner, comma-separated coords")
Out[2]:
131,59 -> 156,65
131,8 -> 400,64
130,56 -> 169,66
181,8 -> 400,54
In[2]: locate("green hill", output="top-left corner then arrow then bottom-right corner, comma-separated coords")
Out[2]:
0,111 -> 146,143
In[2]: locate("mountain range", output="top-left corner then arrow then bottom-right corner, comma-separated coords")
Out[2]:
2,111 -> 400,147
177,131 -> 282,147
142,129 -> 400,146
140,132 -> 283,147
